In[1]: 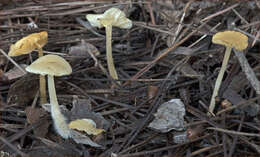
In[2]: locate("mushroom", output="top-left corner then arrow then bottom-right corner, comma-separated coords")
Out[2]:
8,31 -> 48,105
209,31 -> 248,114
26,55 -> 72,139
86,8 -> 132,83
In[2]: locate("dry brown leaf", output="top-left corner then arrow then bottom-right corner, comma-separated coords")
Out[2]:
147,85 -> 159,100
8,31 -> 48,56
4,64 -> 27,80
0,69 -> 8,83
178,63 -> 203,78
69,39 -> 100,57
233,49 -> 260,94
25,106 -> 49,137
0,55 -> 7,66
30,137 -> 81,156
25,106 -> 46,124
7,74 -> 38,105
68,119 -> 105,136
70,130 -> 102,147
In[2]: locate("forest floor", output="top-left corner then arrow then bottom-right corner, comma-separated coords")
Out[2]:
0,0 -> 260,157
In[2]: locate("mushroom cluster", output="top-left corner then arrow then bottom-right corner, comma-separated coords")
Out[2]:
7,7 -> 133,141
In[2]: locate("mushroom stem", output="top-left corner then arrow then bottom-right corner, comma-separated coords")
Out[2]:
209,47 -> 232,114
48,75 -> 70,139
38,48 -> 47,105
105,24 -> 119,82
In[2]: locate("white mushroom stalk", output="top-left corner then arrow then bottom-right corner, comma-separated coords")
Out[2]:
86,8 -> 132,83
101,19 -> 118,80
48,75 -> 71,138
26,55 -> 72,138
208,46 -> 232,114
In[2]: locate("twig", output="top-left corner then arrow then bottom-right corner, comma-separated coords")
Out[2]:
252,29 -> 260,47
201,3 -> 240,22
118,134 -> 212,157
216,96 -> 260,115
232,8 -> 249,25
233,49 -> 260,94
228,115 -> 245,157
0,49 -> 27,74
123,21 -> 208,86
147,2 -> 156,25
239,136 -> 260,154
0,136 -> 28,157
134,22 -> 176,36
189,22 -> 221,48
233,27 -> 260,42
172,0 -> 193,44
207,127 -> 260,137
190,144 -> 223,157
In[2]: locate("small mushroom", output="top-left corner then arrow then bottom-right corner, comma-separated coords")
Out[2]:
86,8 -> 132,83
26,55 -> 72,139
209,31 -> 248,114
8,32 -> 48,105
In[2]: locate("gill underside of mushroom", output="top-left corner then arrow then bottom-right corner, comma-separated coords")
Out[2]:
105,24 -> 119,82
38,47 -> 47,105
209,47 -> 232,114
48,75 -> 70,139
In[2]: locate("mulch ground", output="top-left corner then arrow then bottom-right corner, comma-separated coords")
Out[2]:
0,0 -> 260,157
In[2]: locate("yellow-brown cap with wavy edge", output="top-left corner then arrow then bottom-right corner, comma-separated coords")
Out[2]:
212,31 -> 248,51
26,55 -> 72,76
8,31 -> 48,56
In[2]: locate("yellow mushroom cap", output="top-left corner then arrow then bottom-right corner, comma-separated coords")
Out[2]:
86,8 -> 132,29
8,31 -> 48,56
212,31 -> 248,51
26,55 -> 72,76
69,119 -> 105,136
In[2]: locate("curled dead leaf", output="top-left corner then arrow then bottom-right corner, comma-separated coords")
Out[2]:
25,106 -> 49,137
69,97 -> 110,131
178,63 -> 202,78
69,40 -> 100,57
147,85 -> 159,100
0,69 -> 9,83
70,130 -> 102,147
0,55 -> 7,66
4,64 -> 27,80
25,106 -> 46,124
7,74 -> 38,105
